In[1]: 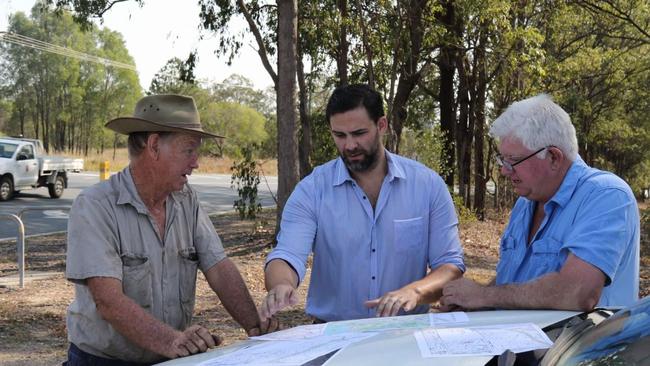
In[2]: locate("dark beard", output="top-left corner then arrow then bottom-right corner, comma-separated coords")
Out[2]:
342,144 -> 379,172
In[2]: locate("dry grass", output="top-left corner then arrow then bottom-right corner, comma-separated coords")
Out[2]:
65,148 -> 278,175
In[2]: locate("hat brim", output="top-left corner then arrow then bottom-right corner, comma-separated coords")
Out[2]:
105,117 -> 224,139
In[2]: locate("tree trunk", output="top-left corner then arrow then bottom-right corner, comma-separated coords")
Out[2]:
437,0 -> 457,188
456,52 -> 472,207
473,27 -> 488,220
354,0 -> 375,89
336,0 -> 349,85
297,38 -> 312,178
276,0 -> 300,236
385,0 -> 426,153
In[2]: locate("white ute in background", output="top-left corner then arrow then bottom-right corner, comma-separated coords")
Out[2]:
0,137 -> 83,201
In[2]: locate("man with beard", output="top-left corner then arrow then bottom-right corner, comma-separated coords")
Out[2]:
260,84 -> 464,322
440,94 -> 639,312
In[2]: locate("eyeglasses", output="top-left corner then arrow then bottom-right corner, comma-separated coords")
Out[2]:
495,147 -> 548,172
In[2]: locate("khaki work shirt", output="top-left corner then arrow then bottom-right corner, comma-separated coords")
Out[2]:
65,167 -> 226,363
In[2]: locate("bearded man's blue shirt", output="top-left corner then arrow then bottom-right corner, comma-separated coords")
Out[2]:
266,150 -> 465,321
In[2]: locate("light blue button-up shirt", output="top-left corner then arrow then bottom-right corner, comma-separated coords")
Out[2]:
267,151 -> 465,321
495,156 -> 640,307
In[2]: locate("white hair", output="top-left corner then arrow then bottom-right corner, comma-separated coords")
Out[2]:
489,94 -> 578,161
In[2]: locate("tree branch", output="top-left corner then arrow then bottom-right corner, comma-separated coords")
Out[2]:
237,0 -> 278,88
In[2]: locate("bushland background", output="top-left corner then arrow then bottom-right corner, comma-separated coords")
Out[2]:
2,1 -> 650,365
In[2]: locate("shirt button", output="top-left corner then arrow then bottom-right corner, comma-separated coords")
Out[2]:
372,249 -> 376,252
372,276 -> 376,280
363,196 -> 367,200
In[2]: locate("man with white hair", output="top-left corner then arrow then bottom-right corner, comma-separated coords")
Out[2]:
441,94 -> 639,311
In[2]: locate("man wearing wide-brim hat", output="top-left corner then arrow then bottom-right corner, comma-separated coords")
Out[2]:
64,95 -> 278,365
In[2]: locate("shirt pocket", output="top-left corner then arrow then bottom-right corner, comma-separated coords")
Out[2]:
179,247 -> 199,328
393,217 -> 425,254
496,235 -> 516,282
121,252 -> 152,310
530,238 -> 563,273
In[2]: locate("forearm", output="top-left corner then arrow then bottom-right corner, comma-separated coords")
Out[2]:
88,277 -> 179,357
264,259 -> 299,291
483,272 -> 600,311
403,264 -> 462,305
206,258 -> 260,333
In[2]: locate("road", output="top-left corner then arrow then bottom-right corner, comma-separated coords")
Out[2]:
0,172 -> 278,241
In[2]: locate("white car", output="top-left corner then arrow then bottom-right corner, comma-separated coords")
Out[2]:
0,137 -> 84,201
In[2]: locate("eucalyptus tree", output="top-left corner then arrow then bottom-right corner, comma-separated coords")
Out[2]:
544,1 -> 650,190
196,0 -> 301,230
211,74 -> 275,116
203,101 -> 269,158
148,58 -> 191,95
1,4 -> 140,154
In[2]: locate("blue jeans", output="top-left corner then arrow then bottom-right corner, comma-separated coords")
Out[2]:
63,343 -> 154,366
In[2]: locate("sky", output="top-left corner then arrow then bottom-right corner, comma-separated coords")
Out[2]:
0,0 -> 274,91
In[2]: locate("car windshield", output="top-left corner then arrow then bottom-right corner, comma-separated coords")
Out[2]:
558,296 -> 650,365
0,142 -> 18,158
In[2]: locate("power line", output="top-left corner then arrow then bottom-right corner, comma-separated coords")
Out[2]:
0,31 -> 137,71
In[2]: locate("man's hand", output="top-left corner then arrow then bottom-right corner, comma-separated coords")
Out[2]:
364,287 -> 421,317
246,316 -> 282,337
440,278 -> 487,312
166,325 -> 220,359
259,284 -> 298,321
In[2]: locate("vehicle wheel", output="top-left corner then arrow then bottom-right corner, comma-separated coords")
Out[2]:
48,175 -> 65,199
0,176 -> 14,201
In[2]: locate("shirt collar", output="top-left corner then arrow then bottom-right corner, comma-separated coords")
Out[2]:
116,166 -> 181,213
548,155 -> 588,208
333,149 -> 405,186
116,166 -> 148,213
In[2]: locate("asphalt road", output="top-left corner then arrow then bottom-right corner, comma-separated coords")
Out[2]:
0,172 -> 278,241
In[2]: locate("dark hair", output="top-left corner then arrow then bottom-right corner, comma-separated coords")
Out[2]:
325,84 -> 384,124
127,131 -> 173,158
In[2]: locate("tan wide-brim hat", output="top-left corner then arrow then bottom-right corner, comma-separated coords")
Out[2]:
105,94 -> 224,138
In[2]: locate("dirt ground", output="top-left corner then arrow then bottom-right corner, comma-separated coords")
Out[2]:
0,208 -> 648,365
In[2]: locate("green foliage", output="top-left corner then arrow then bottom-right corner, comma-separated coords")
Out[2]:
15,0 -> 650,208
148,58 -> 196,95
0,4 -> 141,154
0,100 -> 13,133
211,74 -> 275,117
399,126 -> 444,173
259,115 -> 277,159
309,112 -> 338,166
542,3 -> 650,194
452,193 -> 477,225
231,146 -> 262,219
209,75 -> 277,159
44,0 -> 145,30
203,101 -> 268,158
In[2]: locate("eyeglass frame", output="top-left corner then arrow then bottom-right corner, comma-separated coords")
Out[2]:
495,146 -> 550,172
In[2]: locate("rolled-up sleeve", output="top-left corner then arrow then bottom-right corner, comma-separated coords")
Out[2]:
427,173 -> 465,272
266,177 -> 318,283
